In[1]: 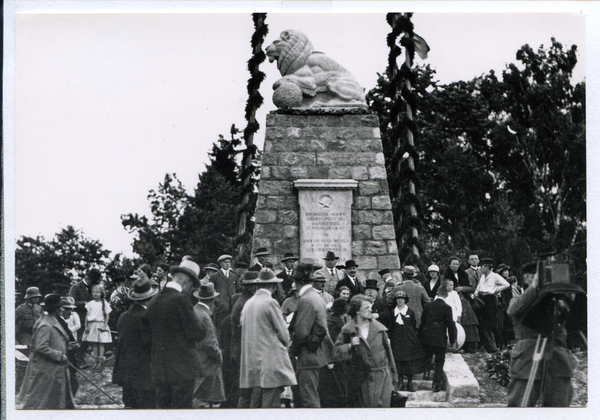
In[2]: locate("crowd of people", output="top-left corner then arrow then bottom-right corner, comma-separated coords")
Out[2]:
16,248 -> 576,409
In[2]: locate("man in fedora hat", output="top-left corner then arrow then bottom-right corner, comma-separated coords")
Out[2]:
387,266 -> 430,328
277,252 -> 298,298
15,287 -> 44,346
112,277 -> 158,408
249,247 -> 271,272
364,279 -> 391,328
201,263 -> 220,285
312,270 -> 335,306
289,263 -> 334,408
69,268 -> 102,366
145,257 -> 205,408
240,268 -> 297,408
192,283 -> 225,408
323,251 -> 343,295
475,258 -> 510,353
210,255 -> 239,335
231,270 -> 260,408
335,260 -> 363,297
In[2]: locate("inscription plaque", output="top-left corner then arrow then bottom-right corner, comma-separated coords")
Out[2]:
295,179 -> 357,263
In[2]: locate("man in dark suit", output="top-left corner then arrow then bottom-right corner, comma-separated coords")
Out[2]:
465,254 -> 481,290
289,262 -> 334,408
363,279 -> 391,328
335,260 -> 363,297
210,254 -> 238,334
277,253 -> 297,295
68,268 -> 102,367
248,247 -> 271,272
145,258 -> 205,409
112,277 -> 158,408
418,285 -> 457,392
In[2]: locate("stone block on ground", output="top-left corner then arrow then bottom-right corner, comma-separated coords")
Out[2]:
444,353 -> 480,403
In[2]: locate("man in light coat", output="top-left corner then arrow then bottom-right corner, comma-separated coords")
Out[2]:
322,251 -> 344,295
240,268 -> 297,408
289,262 -> 334,408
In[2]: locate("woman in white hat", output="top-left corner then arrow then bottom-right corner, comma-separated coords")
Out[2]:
423,265 -> 442,299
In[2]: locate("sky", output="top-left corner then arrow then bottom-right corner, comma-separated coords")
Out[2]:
6,3 -> 592,261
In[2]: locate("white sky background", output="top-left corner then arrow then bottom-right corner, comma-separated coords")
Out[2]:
9,6 -> 590,262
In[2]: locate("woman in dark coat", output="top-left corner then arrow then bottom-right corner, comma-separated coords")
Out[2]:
319,298 -> 348,407
443,256 -> 480,353
333,295 -> 397,407
388,290 -> 424,391
17,294 -> 76,409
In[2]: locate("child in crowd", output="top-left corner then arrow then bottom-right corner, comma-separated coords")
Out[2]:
440,279 -> 462,322
83,285 -> 112,368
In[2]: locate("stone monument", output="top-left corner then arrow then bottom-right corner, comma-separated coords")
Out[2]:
251,30 -> 401,280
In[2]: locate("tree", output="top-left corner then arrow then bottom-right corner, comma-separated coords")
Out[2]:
488,38 -> 585,256
15,226 -> 112,297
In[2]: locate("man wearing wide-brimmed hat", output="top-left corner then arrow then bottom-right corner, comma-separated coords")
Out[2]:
289,263 -> 334,408
210,254 -> 239,334
112,277 -> 158,409
240,268 -> 297,408
192,283 -> 225,408
322,251 -> 343,295
230,270 -> 259,408
200,263 -> 219,284
335,260 -> 364,297
248,247 -> 271,272
277,252 -> 298,298
145,257 -> 205,409
15,287 -> 44,346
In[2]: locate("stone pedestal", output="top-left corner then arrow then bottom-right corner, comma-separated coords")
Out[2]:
251,110 -> 401,279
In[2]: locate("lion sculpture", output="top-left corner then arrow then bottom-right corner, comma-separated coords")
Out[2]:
266,30 -> 367,109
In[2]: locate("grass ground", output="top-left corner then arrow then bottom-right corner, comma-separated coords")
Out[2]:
461,348 -> 588,407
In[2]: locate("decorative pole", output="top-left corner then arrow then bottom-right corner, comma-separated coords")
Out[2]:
236,13 -> 268,264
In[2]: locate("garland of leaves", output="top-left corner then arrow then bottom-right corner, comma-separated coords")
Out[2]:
385,12 -> 425,265
236,13 -> 268,263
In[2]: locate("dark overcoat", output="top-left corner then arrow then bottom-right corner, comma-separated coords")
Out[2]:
145,287 -> 205,384
210,270 -> 238,315
193,303 -> 225,402
230,289 -> 253,366
68,280 -> 92,326
289,287 -> 333,370
421,278 -> 441,300
418,298 -> 457,348
388,307 -> 424,362
17,314 -> 75,409
112,303 -> 153,389
335,275 -> 364,297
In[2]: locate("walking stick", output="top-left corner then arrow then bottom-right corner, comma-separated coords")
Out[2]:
68,361 -> 124,407
521,334 -> 547,407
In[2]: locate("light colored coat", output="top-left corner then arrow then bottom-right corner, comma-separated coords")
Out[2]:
17,314 -> 74,409
323,267 -> 344,295
240,289 -> 297,388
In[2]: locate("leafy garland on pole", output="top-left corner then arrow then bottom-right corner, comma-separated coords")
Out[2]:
236,13 -> 268,264
386,12 -> 425,266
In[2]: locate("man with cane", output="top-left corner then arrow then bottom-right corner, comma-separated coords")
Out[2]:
506,261 -> 584,407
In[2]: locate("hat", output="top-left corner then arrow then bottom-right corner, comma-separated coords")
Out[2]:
291,263 -> 314,283
43,294 -> 62,312
281,253 -> 299,263
254,247 -> 270,257
378,269 -> 391,277
345,260 -> 358,269
290,282 -> 298,291
218,254 -> 233,263
365,279 -> 379,291
480,258 -> 495,267
312,270 -> 327,282
403,266 -> 416,278
112,274 -> 127,284
241,270 -> 259,284
60,296 -> 77,309
236,261 -> 249,269
86,268 -> 102,283
256,268 -> 282,284
182,255 -> 195,261
393,290 -> 410,302
336,265 -> 346,271
128,278 -> 159,301
323,251 -> 340,260
170,259 -> 201,285
158,263 -> 170,272
24,287 -> 42,300
193,282 -> 220,300
385,279 -> 397,289
204,263 -> 220,272
496,264 -> 510,273
427,264 -> 439,272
